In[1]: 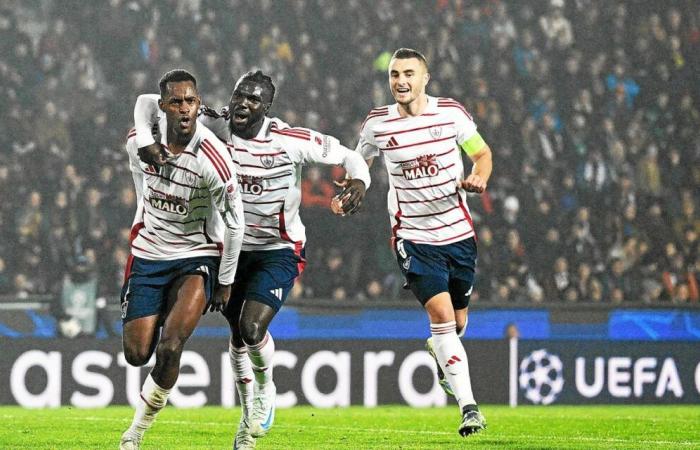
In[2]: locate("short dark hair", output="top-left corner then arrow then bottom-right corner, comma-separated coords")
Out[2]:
391,48 -> 429,70
236,70 -> 276,105
159,69 -> 197,97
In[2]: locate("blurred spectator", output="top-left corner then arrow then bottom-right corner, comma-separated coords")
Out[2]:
606,258 -> 635,304
58,254 -> 99,337
0,0 -> 697,306
545,256 -> 572,302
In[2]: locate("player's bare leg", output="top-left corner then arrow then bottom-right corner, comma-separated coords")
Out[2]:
225,302 -> 256,450
239,301 -> 277,438
122,315 -> 160,367
424,293 -> 485,436
455,307 -> 468,336
120,275 -> 207,450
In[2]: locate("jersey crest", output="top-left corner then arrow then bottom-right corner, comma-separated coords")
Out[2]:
260,154 -> 275,169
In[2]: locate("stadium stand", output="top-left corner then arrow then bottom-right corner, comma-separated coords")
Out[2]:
1,0 -> 698,319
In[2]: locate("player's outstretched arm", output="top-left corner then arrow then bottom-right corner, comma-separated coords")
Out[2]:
199,137 -> 244,312
293,130 -> 371,215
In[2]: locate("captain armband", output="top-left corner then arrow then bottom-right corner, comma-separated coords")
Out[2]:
459,132 -> 486,156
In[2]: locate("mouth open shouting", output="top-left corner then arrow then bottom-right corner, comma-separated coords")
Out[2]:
232,108 -> 250,127
178,115 -> 193,132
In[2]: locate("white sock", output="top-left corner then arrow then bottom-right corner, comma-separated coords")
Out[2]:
126,373 -> 170,438
230,342 -> 254,420
247,332 -> 275,385
430,321 -> 476,409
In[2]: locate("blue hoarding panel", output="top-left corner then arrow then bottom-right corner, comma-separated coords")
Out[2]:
609,310 -> 700,341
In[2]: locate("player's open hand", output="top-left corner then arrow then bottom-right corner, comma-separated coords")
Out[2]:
459,174 -> 486,194
137,143 -> 167,167
331,178 -> 366,216
208,284 -> 231,314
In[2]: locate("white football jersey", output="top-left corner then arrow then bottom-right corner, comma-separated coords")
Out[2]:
199,110 -> 371,252
356,96 -> 478,245
134,94 -> 370,253
125,118 -> 240,262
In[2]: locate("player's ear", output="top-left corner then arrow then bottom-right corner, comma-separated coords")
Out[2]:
158,98 -> 165,112
423,71 -> 430,86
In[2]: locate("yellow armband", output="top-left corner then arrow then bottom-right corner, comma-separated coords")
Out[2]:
459,132 -> 486,156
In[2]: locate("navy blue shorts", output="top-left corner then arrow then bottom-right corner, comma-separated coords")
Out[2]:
224,247 -> 306,316
120,255 -> 220,323
394,237 -> 477,308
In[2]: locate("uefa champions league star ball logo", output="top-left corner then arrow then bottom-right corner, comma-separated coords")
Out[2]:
519,349 -> 564,405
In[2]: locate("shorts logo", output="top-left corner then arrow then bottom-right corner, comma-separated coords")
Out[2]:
396,239 -> 407,259
429,126 -> 442,139
260,155 -> 275,169
270,288 -> 283,300
465,286 -> 473,296
402,256 -> 412,271
121,300 -> 128,319
401,154 -> 438,180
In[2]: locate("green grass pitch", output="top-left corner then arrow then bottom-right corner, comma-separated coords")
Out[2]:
1,405 -> 698,449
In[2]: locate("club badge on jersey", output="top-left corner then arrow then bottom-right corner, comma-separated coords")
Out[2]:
260,155 -> 275,168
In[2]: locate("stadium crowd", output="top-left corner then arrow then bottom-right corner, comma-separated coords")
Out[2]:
2,0 -> 699,307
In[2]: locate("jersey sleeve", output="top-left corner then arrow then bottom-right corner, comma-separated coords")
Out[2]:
355,117 -> 380,160
125,136 -> 147,228
125,137 -> 145,206
199,138 -> 244,285
198,105 -> 231,142
288,129 -> 372,189
450,101 -> 484,156
133,94 -> 162,148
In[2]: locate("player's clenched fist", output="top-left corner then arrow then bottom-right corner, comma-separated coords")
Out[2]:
459,174 -> 487,193
137,143 -> 167,167
208,284 -> 231,313
331,178 -> 366,215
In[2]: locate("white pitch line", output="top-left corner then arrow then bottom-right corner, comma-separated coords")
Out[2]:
2,414 -> 698,446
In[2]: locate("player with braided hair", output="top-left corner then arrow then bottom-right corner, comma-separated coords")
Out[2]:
133,70 -> 370,449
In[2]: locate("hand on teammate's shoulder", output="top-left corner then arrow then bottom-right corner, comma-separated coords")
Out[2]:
138,143 -> 167,167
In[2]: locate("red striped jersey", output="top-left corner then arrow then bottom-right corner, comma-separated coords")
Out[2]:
125,118 -> 241,261
356,96 -> 478,245
198,112 -> 371,251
